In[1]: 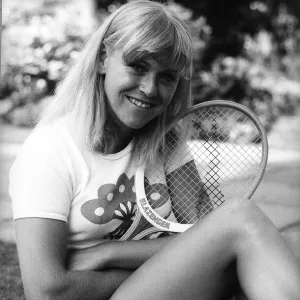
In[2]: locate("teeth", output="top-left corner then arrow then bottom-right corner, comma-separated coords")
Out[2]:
128,97 -> 151,109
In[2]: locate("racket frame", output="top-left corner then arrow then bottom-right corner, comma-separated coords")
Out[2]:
135,165 -> 193,233
132,100 -> 268,235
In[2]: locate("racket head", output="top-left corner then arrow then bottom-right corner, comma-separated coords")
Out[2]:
134,100 -> 268,234
174,100 -> 269,199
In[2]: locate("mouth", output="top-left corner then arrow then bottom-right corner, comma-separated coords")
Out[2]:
126,96 -> 156,109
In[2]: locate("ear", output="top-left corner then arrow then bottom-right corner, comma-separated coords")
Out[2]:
99,60 -> 107,75
98,45 -> 108,74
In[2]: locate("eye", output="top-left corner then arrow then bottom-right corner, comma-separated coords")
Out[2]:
161,73 -> 177,84
129,63 -> 147,73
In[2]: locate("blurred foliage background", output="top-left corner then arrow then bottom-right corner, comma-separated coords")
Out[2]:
1,0 -> 300,133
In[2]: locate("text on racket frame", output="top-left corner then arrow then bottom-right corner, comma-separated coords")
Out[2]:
139,198 -> 171,229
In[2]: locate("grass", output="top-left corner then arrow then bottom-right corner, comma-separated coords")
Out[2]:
0,241 -> 25,300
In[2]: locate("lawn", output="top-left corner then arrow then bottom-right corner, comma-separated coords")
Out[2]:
0,241 -> 25,300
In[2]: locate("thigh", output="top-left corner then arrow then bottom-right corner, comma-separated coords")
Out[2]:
111,201 -> 243,300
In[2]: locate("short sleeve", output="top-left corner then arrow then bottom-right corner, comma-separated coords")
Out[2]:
9,125 -> 73,222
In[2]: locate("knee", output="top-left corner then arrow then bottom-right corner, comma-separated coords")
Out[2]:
219,198 -> 275,238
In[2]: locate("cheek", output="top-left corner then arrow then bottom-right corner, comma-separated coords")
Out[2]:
157,86 -> 178,117
155,96 -> 173,118
162,87 -> 177,106
105,73 -> 137,95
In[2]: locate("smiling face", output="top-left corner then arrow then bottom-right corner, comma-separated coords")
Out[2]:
103,48 -> 180,133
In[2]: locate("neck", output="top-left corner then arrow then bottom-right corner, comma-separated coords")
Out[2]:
104,101 -> 137,153
104,117 -> 135,154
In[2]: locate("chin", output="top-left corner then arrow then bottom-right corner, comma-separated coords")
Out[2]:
125,122 -> 146,130
123,118 -> 151,130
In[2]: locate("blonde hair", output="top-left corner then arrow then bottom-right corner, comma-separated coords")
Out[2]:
40,0 -> 193,166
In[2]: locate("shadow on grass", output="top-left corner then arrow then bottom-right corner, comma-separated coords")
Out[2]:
0,241 -> 25,300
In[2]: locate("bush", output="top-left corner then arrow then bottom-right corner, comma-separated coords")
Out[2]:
0,1 -> 91,125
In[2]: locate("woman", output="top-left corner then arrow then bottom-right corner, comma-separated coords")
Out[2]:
9,1 -> 300,299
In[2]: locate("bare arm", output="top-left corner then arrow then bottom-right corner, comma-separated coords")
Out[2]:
67,235 -> 176,271
16,218 -> 176,300
67,233 -> 177,271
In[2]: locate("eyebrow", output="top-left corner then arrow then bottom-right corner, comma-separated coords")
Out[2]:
166,69 -> 180,74
138,59 -> 179,74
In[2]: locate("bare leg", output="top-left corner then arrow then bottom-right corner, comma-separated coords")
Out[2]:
111,199 -> 300,300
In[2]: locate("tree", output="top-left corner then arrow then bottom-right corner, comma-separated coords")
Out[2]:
171,0 -> 272,66
93,0 -> 298,66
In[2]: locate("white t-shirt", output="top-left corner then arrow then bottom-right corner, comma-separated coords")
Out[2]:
9,117 -> 176,249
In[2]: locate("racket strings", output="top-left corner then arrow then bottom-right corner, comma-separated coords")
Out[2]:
144,106 -> 264,225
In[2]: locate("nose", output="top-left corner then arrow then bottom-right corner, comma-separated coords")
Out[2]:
139,74 -> 157,97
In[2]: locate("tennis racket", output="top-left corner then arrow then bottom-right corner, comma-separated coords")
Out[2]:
121,100 -> 268,240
